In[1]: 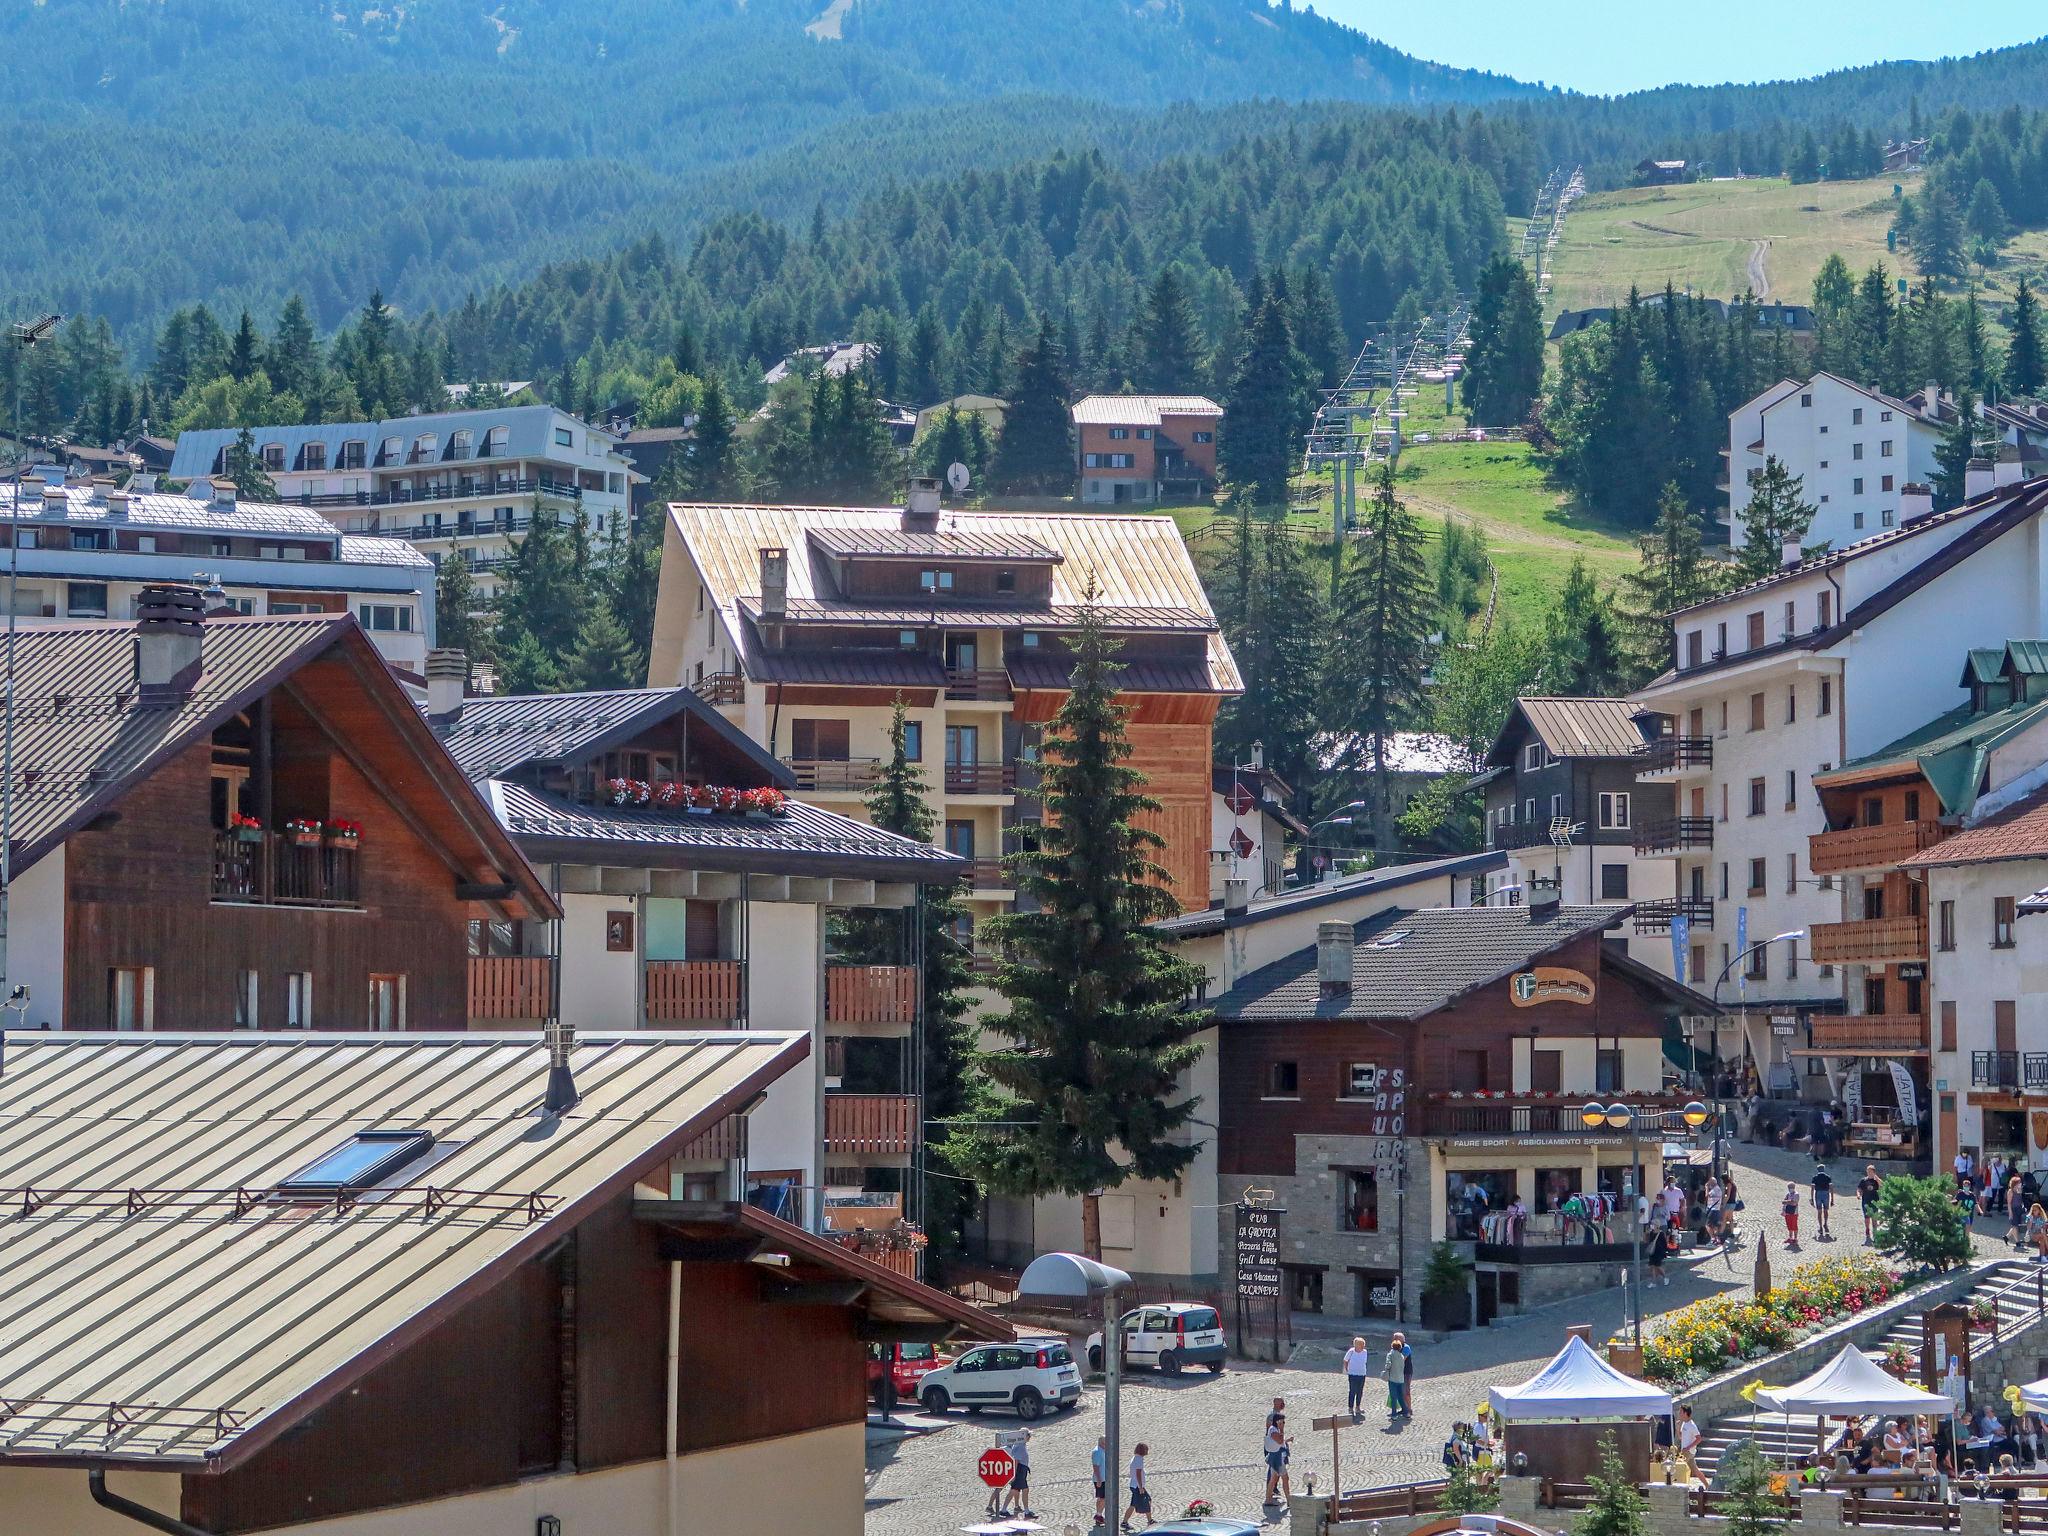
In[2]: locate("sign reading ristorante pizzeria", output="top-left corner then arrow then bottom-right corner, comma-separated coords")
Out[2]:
1508,966 -> 1595,1007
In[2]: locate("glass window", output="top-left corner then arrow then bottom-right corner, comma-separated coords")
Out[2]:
1939,900 -> 1955,951
66,582 -> 108,618
1342,1168 -> 1379,1232
1345,1063 -> 1379,1098
339,440 -> 366,470
1266,1061 -> 1299,1097
234,969 -> 259,1029
284,971 -> 313,1027
368,973 -> 406,1031
1600,863 -> 1629,899
902,721 -> 923,761
1598,792 -> 1629,829
555,426 -> 574,447
261,442 -> 285,470
1995,897 -> 2016,948
278,1129 -> 435,1196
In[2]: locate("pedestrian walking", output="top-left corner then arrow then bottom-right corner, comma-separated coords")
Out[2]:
1092,1437 -> 1108,1526
1646,1220 -> 1670,1287
2009,1178 -> 2029,1251
1812,1162 -> 1834,1240
1125,1442 -> 1155,1530
1782,1181 -> 1802,1250
1402,1332 -> 1415,1412
1343,1335 -> 1372,1419
1704,1175 -> 1725,1246
2028,1202 -> 2048,1262
1263,1410 -> 1292,1505
1382,1334 -> 1408,1419
1858,1165 -> 1882,1244
1002,1430 -> 1034,1518
1676,1405 -> 1702,1483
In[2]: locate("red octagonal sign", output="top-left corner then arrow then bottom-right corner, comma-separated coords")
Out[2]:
978,1448 -> 1016,1488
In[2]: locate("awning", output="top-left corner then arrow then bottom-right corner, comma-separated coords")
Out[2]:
1489,1335 -> 1672,1421
1753,1344 -> 1955,1416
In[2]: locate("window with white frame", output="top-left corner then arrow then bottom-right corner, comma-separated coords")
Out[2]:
1598,792 -> 1630,829
285,972 -> 313,1027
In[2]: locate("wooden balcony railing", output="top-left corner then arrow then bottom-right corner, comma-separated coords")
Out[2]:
679,1113 -> 745,1161
1634,735 -> 1713,773
1632,897 -> 1714,934
945,668 -> 1012,701
960,858 -> 1011,890
824,1093 -> 918,1156
1808,1015 -> 1927,1053
691,671 -> 745,706
211,831 -> 362,908
1635,817 -> 1714,855
468,956 -> 553,1020
1808,820 -> 1945,875
782,757 -> 881,792
1809,915 -> 1928,966
944,761 -> 1016,795
825,964 -> 919,1026
646,960 -> 743,1022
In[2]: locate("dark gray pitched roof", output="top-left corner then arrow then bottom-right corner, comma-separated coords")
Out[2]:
1153,850 -> 1505,938
1487,697 -> 1644,765
436,687 -> 790,787
1207,903 -> 1628,1021
483,780 -> 959,881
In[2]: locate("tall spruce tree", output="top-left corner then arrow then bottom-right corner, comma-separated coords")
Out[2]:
1541,558 -> 1626,696
1734,457 -> 1818,581
1463,254 -> 1545,426
226,311 -> 261,383
435,554 -> 487,660
952,595 -> 1205,1259
494,498 -> 590,682
1138,266 -> 1206,392
989,317 -> 1073,496
689,373 -> 738,499
2007,278 -> 2045,398
1220,288 -> 1305,508
563,599 -> 642,691
1329,463 -> 1434,851
1212,508 -> 1328,799
1933,388 -> 1980,510
1616,484 -> 1720,683
1916,190 -> 1964,283
223,426 -> 277,501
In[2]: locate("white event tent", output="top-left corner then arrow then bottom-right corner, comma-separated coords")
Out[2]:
1489,1336 -> 1674,1421
1752,1344 -> 1954,1417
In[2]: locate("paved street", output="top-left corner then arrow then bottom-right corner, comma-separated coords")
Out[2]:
865,1143 -> 2010,1534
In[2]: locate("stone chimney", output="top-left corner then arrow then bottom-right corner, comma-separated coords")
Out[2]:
1965,457 -> 1996,502
1779,537 -> 1803,569
134,584 -> 205,696
758,546 -> 788,620
1224,877 -> 1251,916
1899,483 -> 1934,523
902,476 -> 942,533
1316,920 -> 1354,995
1925,382 -> 1944,422
39,483 -> 66,516
212,481 -> 237,509
426,648 -> 468,718
1995,443 -> 2026,489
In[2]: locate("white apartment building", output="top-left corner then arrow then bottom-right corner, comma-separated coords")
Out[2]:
0,477 -> 433,672
1727,373 -> 1948,554
169,405 -> 638,608
1633,470 -> 2048,1090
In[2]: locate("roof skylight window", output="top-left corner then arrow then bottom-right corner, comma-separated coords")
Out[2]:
276,1129 -> 436,1198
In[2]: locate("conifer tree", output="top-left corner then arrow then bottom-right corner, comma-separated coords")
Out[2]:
2007,278 -> 2045,398
1717,1442 -> 1788,1536
1291,264 -> 1349,391
494,499 -> 590,680
1617,484 -> 1720,683
1542,558 -> 1626,697
1574,1438 -> 1652,1536
564,599 -> 642,691
1734,457 -> 1818,581
1916,190 -> 1964,283
1220,288 -> 1306,508
223,426 -> 277,501
1138,266 -> 1206,392
495,628 -> 563,695
1463,254 -> 1545,425
435,554 -> 487,660
989,317 -> 1073,496
952,596 -> 1206,1259
1934,388 -> 1980,511
1329,463 -> 1434,851
267,295 -> 321,404
1212,509 -> 1328,798
689,373 -> 738,500
227,311 -> 262,383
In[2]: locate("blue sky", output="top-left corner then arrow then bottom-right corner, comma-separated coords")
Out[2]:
1316,1 -> 2045,96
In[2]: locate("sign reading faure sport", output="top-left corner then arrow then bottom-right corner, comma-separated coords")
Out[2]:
1508,966 -> 1595,1008
1235,1204 -> 1284,1301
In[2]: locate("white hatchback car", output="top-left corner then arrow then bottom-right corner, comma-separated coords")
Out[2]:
1086,1302 -> 1228,1375
916,1336 -> 1082,1420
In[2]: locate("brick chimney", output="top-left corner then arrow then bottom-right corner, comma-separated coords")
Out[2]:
902,477 -> 942,533
426,647 -> 468,718
134,584 -> 205,696
1316,920 -> 1354,995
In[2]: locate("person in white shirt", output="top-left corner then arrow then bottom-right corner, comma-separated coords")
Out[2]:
1676,1405 -> 1702,1482
1343,1336 -> 1373,1419
1126,1443 -> 1155,1530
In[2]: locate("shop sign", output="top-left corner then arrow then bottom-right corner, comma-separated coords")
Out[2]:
1508,967 -> 1595,1007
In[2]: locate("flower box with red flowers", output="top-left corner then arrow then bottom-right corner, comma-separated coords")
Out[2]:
326,820 -> 362,849
229,813 -> 264,845
285,818 -> 324,848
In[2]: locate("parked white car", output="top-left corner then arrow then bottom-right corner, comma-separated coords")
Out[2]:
916,1336 -> 1081,1420
1086,1302 -> 1228,1375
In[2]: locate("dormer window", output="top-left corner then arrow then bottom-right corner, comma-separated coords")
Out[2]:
996,568 -> 1017,594
261,442 -> 285,471
447,429 -> 473,461
898,629 -> 918,649
379,435 -> 404,465
301,442 -> 327,471
919,569 -> 954,593
410,433 -> 437,464
483,426 -> 509,457
1020,632 -> 1040,648
339,440 -> 367,470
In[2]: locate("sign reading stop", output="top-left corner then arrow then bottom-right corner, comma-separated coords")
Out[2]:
977,1447 -> 1016,1488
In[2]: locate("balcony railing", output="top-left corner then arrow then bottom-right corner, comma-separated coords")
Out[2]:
1487,823 -> 1553,851
680,1113 -> 746,1161
1971,1051 -> 2048,1091
959,858 -> 1011,891
1635,817 -> 1714,856
1417,1096 -> 1693,1137
824,1094 -> 918,1157
1808,820 -> 1945,876
468,956 -> 553,1020
782,757 -> 881,793
1632,897 -> 1714,934
1635,736 -> 1713,773
1809,1015 -> 1927,1053
289,477 -> 581,513
945,668 -> 1012,701
945,762 -> 1016,795
692,671 -> 745,706
646,960 -> 743,1022
824,964 -> 919,1027
1809,915 -> 1928,966
211,831 -> 361,908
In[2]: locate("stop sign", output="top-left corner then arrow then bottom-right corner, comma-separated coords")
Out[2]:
977,1447 -> 1016,1488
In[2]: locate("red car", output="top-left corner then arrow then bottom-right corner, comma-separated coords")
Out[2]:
866,1340 -> 948,1399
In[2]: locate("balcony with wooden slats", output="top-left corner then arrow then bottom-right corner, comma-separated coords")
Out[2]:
1807,1015 -> 1928,1055
823,1093 -> 917,1164
645,960 -> 743,1023
467,956 -> 553,1022
1634,735 -> 1713,777
1808,915 -> 1928,967
1807,820 -> 1945,876
678,1113 -> 745,1161
824,964 -> 919,1037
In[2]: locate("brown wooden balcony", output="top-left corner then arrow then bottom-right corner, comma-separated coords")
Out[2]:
1807,1015 -> 1927,1054
468,956 -> 552,1021
1632,897 -> 1714,934
825,964 -> 919,1030
1418,1095 -> 1693,1138
691,670 -> 745,706
679,1113 -> 745,1161
1636,817 -> 1714,856
959,858 -> 1011,891
1809,915 -> 1928,966
782,757 -> 881,793
211,830 -> 361,908
1635,735 -> 1713,774
945,668 -> 1012,701
824,1093 -> 917,1158
1808,820 -> 1944,876
646,960 -> 743,1022
944,761 -> 1016,795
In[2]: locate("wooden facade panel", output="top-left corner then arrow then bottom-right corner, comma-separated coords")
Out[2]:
1127,721 -> 1215,910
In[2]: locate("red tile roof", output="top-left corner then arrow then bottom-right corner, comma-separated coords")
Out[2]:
1905,785 -> 2048,867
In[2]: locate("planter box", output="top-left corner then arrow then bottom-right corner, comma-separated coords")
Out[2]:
327,836 -> 358,850
289,832 -> 322,848
233,827 -> 263,845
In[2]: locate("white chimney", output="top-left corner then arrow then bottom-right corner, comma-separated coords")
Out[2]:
1780,537 -> 1803,569
902,476 -> 942,532
105,488 -> 130,519
128,473 -> 158,493
1316,920 -> 1354,995
1899,483 -> 1933,522
213,482 -> 237,509
1925,382 -> 1943,421
425,648 -> 468,718
1965,458 -> 1996,502
1995,445 -> 2025,489
39,484 -> 66,516
758,546 -> 788,619
134,584 -> 205,695
1225,877 -> 1251,915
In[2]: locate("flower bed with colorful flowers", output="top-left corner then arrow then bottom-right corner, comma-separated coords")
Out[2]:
1634,1252 -> 1915,1386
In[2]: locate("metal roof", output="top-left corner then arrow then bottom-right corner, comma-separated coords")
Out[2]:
483,780 -> 962,880
436,687 -> 790,787
1207,903 -> 1629,1021
673,502 -> 1239,692
0,1030 -> 807,1467
1487,697 -> 1645,765
1153,850 -> 1506,937
804,526 -> 1062,563
1069,395 -> 1223,426
741,596 -> 1214,632
168,405 -> 623,481
1006,650 -> 1220,694
0,483 -> 337,541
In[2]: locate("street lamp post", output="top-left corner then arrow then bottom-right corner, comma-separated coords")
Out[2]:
1708,929 -> 1808,1181
1583,1098 -> 1711,1345
1019,1251 -> 1131,1535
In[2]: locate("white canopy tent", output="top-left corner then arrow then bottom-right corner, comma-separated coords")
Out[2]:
2015,1376 -> 2048,1415
1752,1344 -> 1955,1416
1489,1336 -> 1675,1421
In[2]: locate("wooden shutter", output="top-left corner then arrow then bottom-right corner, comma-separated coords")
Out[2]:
1996,1000 -> 2017,1056
1940,1001 -> 1957,1054
1530,1050 -> 1563,1093
685,900 -> 721,961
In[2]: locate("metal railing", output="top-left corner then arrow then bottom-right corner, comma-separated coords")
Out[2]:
289,476 -> 581,513
1636,735 -> 1714,772
1971,1051 -> 2048,1090
1417,1096 -> 1694,1136
1635,816 -> 1714,855
1633,897 -> 1715,934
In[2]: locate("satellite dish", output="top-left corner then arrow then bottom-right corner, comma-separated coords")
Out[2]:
945,461 -> 970,494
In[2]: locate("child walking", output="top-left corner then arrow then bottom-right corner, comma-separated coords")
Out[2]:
1782,1181 -> 1802,1250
